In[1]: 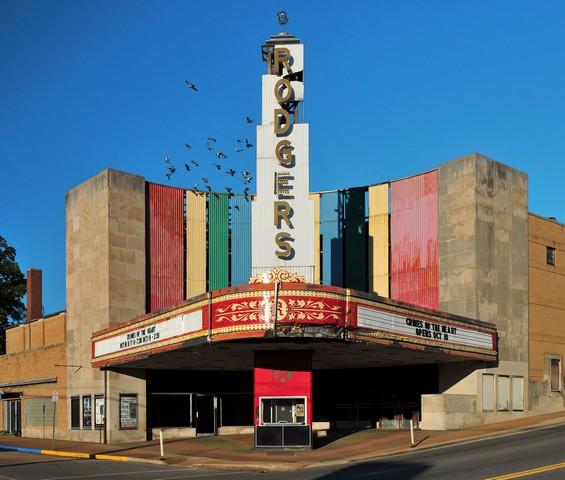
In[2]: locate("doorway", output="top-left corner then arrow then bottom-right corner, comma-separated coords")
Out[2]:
4,400 -> 21,435
196,395 -> 215,435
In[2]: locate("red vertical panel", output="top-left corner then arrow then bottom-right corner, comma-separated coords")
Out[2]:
390,171 -> 438,310
148,183 -> 184,312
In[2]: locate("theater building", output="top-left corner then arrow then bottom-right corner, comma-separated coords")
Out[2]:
0,29 -> 564,447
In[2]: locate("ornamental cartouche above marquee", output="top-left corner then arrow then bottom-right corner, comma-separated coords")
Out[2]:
252,18 -> 315,282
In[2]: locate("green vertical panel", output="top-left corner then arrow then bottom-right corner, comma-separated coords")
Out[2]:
208,194 -> 229,290
344,187 -> 367,291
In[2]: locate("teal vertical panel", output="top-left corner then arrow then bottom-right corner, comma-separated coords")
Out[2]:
320,191 -> 343,286
230,195 -> 252,286
344,187 -> 367,291
208,194 -> 229,290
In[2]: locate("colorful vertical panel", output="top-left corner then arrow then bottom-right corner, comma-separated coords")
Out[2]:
230,195 -> 252,286
320,191 -> 343,286
208,193 -> 229,291
343,188 -> 367,291
147,183 -> 185,312
186,191 -> 206,298
390,171 -> 439,310
310,193 -> 321,284
368,184 -> 390,297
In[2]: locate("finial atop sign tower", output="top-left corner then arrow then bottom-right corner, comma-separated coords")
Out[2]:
276,10 -> 289,26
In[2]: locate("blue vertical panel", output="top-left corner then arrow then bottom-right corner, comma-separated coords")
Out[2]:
320,191 -> 343,286
230,195 -> 252,286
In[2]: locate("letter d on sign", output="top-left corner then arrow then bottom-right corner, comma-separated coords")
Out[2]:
274,109 -> 292,136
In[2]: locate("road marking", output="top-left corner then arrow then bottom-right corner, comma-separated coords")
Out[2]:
40,468 -> 197,480
484,461 -> 565,479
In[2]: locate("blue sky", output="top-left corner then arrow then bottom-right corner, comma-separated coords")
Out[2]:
2,0 -> 564,314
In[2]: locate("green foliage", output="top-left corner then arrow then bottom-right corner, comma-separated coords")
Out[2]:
0,235 -> 26,354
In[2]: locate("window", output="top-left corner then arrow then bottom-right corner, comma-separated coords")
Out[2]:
94,395 -> 105,429
82,395 -> 92,429
260,397 -> 306,425
119,394 -> 138,430
547,246 -> 556,265
551,358 -> 561,392
482,374 -> 495,411
497,376 -> 510,411
511,376 -> 524,411
71,397 -> 80,429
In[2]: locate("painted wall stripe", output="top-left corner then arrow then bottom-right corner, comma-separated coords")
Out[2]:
320,191 -> 343,286
186,191 -> 206,298
230,195 -> 252,286
368,184 -> 389,297
208,193 -> 229,290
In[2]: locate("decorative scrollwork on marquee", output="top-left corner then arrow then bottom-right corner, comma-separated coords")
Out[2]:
248,268 -> 305,284
215,296 -> 343,324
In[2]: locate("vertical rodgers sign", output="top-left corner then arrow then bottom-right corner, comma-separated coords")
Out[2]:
252,34 -> 314,281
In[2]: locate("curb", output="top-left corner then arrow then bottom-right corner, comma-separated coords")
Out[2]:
0,444 -> 164,465
93,454 -> 165,465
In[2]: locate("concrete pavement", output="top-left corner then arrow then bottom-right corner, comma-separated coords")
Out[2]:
0,411 -> 564,472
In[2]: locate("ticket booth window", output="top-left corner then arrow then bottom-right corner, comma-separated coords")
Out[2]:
256,396 -> 310,448
261,397 -> 306,425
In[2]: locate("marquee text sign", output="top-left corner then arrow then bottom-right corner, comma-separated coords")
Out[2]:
357,306 -> 494,350
93,310 -> 202,358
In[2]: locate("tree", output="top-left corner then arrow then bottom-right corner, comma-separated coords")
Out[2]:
0,235 -> 26,354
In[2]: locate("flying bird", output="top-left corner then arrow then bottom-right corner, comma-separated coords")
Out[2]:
225,186 -> 233,194
206,185 -> 212,192
202,177 -> 209,184
245,139 -> 253,148
184,163 -> 191,171
207,137 -> 217,142
226,169 -> 236,176
246,116 -> 254,123
216,151 -> 227,159
184,143 -> 192,149
235,147 -> 244,153
166,165 -> 176,180
164,154 -> 171,164
207,142 -> 215,151
213,163 -> 222,170
241,170 -> 250,177
193,183 -> 199,190
190,159 -> 199,166
243,176 -> 253,184
184,80 -> 198,91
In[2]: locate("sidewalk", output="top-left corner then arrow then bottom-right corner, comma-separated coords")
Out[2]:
1,411 -> 564,472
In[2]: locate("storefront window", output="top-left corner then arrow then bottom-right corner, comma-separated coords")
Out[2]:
94,395 -> 105,429
261,397 -> 306,425
119,394 -> 138,429
82,395 -> 92,429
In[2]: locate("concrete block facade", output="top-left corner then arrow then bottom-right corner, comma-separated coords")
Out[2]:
421,154 -> 530,429
65,169 -> 146,442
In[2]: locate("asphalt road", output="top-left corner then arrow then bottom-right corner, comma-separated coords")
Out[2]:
0,423 -> 563,479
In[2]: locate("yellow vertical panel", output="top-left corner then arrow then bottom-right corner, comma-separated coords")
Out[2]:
368,184 -> 389,297
186,191 -> 207,298
310,193 -> 321,284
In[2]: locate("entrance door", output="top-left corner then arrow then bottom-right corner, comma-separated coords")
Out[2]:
5,400 -> 21,435
196,395 -> 215,435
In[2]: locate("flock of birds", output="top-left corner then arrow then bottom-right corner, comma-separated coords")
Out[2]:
163,80 -> 256,201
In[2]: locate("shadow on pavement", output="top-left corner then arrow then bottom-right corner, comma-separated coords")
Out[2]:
312,460 -> 431,479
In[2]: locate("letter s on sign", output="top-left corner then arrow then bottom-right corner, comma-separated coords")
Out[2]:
275,232 -> 295,260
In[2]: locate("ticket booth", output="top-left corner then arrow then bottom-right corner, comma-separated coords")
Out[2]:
254,351 -> 312,448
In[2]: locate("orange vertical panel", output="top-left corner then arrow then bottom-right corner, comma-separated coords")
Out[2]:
368,184 -> 389,297
310,193 -> 321,284
186,191 -> 207,298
